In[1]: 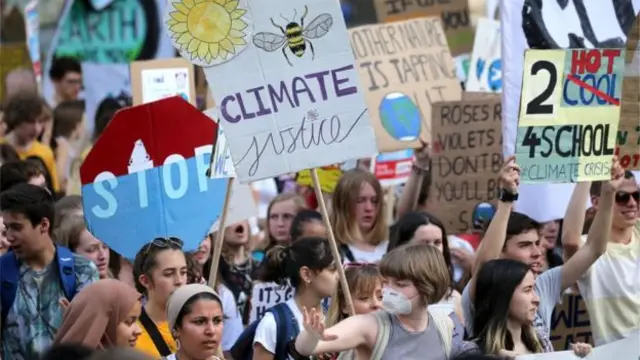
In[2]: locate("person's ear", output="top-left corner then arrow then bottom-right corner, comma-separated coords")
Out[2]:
299,266 -> 314,285
39,218 -> 50,235
138,273 -> 153,290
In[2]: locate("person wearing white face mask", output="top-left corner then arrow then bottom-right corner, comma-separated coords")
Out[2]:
292,244 -> 473,360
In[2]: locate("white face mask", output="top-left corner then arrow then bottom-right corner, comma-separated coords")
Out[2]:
382,287 -> 412,315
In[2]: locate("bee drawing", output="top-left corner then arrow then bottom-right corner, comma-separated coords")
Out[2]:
253,5 -> 333,66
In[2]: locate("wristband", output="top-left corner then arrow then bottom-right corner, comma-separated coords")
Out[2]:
498,188 -> 519,203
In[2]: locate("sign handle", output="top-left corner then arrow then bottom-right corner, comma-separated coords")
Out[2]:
208,177 -> 234,288
311,168 -> 355,316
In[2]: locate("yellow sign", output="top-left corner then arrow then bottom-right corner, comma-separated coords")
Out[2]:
515,49 -> 625,183
296,165 -> 343,193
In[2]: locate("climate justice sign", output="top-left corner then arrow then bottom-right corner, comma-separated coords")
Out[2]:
515,48 -> 625,183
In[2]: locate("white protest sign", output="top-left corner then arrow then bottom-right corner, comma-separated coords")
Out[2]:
164,0 -> 378,182
466,18 -> 501,92
248,282 -> 294,323
516,335 -> 639,359
204,107 -> 236,179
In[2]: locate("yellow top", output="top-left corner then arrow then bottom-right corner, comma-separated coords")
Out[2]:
134,320 -> 177,358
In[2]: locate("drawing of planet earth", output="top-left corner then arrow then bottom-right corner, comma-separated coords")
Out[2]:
379,92 -> 421,141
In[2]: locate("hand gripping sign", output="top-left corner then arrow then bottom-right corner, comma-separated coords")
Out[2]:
80,96 -> 229,259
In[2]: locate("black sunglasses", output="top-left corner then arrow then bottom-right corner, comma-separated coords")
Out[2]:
615,191 -> 640,204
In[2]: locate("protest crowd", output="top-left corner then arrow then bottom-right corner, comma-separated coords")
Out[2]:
0,0 -> 639,360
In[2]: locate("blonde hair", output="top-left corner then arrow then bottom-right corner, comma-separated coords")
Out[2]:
260,193 -> 306,251
327,264 -> 382,326
331,169 -> 388,246
53,213 -> 87,252
379,244 -> 450,305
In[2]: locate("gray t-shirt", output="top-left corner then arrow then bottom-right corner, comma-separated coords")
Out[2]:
381,312 -> 446,360
462,267 -> 563,342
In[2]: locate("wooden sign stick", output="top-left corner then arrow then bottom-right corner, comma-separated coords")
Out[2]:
208,178 -> 234,288
311,168 -> 355,316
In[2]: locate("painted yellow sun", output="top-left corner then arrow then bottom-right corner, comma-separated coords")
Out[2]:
166,0 -> 248,64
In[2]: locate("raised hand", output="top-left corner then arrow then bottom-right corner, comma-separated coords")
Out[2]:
604,156 -> 625,192
499,155 -> 521,194
414,141 -> 431,169
302,307 -> 338,342
571,342 -> 592,358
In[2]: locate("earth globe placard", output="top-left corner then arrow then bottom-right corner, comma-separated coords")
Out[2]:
379,92 -> 421,142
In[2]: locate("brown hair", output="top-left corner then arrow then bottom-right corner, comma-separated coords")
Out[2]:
326,264 -> 381,326
260,193 -> 306,250
52,100 -> 84,139
379,244 -> 450,305
3,91 -> 44,132
331,169 -> 388,246
53,213 -> 87,252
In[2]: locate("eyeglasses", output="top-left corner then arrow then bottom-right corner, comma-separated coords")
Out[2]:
141,237 -> 183,266
615,191 -> 640,205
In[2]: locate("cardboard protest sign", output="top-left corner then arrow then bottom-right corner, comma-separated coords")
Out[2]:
515,49 -> 625,183
549,293 -> 593,351
164,0 -> 377,182
349,18 -> 461,152
430,96 -> 502,233
130,58 -> 196,105
466,18 -> 501,93
618,16 -> 640,170
80,97 -> 229,259
374,149 -> 414,186
372,0 -> 474,57
248,282 -> 294,323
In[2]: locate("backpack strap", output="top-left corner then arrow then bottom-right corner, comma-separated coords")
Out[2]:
271,303 -> 299,359
0,251 -> 19,328
139,307 -> 172,356
428,308 -> 454,358
55,246 -> 76,301
339,244 -> 355,263
370,311 -> 392,360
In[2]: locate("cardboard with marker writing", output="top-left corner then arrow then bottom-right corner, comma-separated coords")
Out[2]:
372,0 -> 474,57
248,282 -> 294,323
349,17 -> 461,153
549,293 -> 593,351
618,14 -> 640,170
130,58 -> 197,106
429,95 -> 502,233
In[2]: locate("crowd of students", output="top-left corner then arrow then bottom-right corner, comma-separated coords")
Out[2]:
0,58 -> 639,360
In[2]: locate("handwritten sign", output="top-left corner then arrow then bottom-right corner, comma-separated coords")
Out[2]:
164,0 -> 377,182
130,58 -> 196,106
372,0 -> 474,57
248,282 -> 294,323
349,18 -> 461,152
80,97 -> 228,259
430,96 -> 502,233
515,49 -> 625,183
618,17 -> 640,170
466,18 -> 501,93
550,293 -> 593,351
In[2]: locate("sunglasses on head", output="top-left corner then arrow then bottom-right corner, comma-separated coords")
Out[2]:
615,191 -> 640,204
141,237 -> 183,265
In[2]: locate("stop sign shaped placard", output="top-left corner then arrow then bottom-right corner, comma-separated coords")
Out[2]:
81,96 -> 228,259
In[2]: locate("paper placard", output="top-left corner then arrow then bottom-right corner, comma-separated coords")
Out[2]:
248,282 -> 294,323
466,18 -> 501,93
130,58 -> 196,106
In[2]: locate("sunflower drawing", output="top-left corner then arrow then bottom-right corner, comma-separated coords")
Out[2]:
166,0 -> 250,65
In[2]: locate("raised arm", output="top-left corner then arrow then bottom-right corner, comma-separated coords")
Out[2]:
294,307 -> 376,356
559,160 -> 624,290
561,182 -> 591,260
396,144 -> 431,219
469,156 -> 520,298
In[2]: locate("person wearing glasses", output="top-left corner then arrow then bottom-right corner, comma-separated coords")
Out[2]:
561,170 -> 639,345
133,238 -> 187,358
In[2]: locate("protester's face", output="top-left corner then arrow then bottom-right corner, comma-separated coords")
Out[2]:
540,220 -> 560,250
509,271 -> 539,324
304,263 -> 339,298
611,179 -> 639,228
384,277 -> 421,308
193,236 -> 211,266
502,229 -> 542,273
351,280 -> 383,315
223,221 -> 249,246
410,224 -> 443,253
299,220 -> 326,239
14,118 -> 44,143
55,71 -> 82,100
28,174 -> 46,188
2,211 -> 49,259
115,300 -> 142,347
174,298 -> 224,359
355,182 -> 378,233
269,200 -> 296,243
75,230 -> 110,278
142,249 -> 187,304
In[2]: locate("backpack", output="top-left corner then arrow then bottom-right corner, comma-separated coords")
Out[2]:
337,308 -> 454,360
230,302 -> 299,360
0,246 -> 76,327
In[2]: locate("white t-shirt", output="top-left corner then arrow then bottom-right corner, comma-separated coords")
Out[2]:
345,241 -> 389,263
253,298 -> 303,359
219,284 -> 244,351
